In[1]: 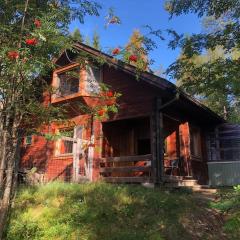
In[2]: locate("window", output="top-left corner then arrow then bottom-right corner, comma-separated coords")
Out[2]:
56,68 -> 79,97
25,136 -> 32,145
85,65 -> 101,94
190,126 -> 202,158
55,129 -> 74,156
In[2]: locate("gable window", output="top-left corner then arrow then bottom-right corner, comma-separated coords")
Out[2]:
85,65 -> 101,94
56,67 -> 80,97
190,126 -> 202,158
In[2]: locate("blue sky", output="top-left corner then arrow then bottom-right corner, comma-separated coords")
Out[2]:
69,0 -> 202,79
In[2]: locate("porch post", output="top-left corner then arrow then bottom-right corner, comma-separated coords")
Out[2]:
151,110 -> 157,183
151,97 -> 164,184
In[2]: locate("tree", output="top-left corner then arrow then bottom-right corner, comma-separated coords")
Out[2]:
125,30 -> 149,70
175,43 -> 240,120
0,1 -> 101,237
165,0 -> 240,122
92,30 -> 101,50
72,28 -> 83,42
85,35 -> 91,46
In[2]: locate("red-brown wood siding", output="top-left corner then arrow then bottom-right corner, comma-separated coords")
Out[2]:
20,62 -> 209,183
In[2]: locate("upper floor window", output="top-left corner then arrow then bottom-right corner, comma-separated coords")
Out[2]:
85,65 -> 102,94
52,64 -> 102,101
56,67 -> 80,97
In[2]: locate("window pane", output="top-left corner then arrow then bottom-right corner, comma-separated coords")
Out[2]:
55,129 -> 74,156
25,136 -> 32,145
57,68 -> 79,97
86,65 -> 101,94
60,139 -> 73,154
75,126 -> 83,139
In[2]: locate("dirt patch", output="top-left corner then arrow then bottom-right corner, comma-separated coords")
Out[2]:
181,206 -> 227,240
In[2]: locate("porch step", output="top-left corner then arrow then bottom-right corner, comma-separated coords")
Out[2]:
164,179 -> 198,187
164,179 -> 217,194
162,175 -> 184,182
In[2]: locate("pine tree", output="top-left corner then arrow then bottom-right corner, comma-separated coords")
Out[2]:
72,28 -> 83,42
92,31 -> 100,50
85,35 -> 91,46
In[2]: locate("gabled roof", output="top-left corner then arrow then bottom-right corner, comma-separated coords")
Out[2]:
55,42 -> 225,125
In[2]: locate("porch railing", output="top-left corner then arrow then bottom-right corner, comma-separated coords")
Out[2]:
99,154 -> 152,183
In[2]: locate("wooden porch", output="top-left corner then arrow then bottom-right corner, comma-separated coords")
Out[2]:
99,113 -> 194,184
100,154 -> 152,183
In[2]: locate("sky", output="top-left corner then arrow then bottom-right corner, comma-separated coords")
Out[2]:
69,0 -> 203,80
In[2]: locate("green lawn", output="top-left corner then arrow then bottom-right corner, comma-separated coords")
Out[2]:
5,182 -> 239,240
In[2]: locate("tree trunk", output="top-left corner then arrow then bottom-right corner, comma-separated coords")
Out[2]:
0,166 -> 14,239
0,131 -> 8,192
0,123 -> 20,240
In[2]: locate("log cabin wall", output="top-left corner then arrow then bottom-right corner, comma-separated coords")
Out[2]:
20,111 -> 93,182
20,49 -> 221,184
102,65 -> 160,120
189,124 -> 209,184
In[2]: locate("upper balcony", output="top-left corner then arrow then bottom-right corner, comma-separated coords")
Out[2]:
51,63 -> 102,104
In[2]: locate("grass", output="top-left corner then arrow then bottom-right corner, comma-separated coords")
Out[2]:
211,186 -> 240,240
4,182 -> 238,240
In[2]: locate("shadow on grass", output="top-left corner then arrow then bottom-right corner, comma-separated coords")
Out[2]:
5,182 -> 222,240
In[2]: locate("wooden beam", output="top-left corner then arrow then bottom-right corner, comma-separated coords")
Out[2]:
150,109 -> 157,183
100,154 -> 152,163
156,98 -> 164,184
155,98 -> 161,183
99,166 -> 151,173
159,99 -> 164,182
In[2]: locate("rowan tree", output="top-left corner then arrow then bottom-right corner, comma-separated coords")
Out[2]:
0,0 -> 101,237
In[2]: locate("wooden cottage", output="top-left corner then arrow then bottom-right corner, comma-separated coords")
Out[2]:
20,43 -> 225,186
